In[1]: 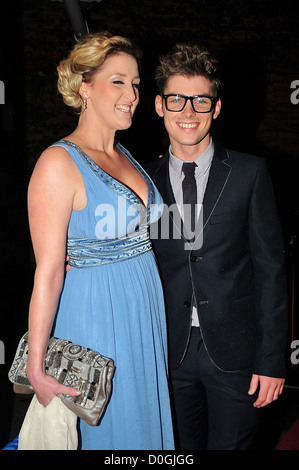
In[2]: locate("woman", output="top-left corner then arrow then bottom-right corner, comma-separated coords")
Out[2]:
25,32 -> 174,450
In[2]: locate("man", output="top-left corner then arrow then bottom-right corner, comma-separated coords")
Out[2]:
146,43 -> 288,450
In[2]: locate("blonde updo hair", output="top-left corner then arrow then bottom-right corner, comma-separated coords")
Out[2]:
57,32 -> 142,112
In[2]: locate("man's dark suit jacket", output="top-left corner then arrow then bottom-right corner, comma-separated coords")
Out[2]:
146,142 -> 288,378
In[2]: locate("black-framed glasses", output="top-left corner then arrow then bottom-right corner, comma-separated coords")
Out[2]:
162,94 -> 218,113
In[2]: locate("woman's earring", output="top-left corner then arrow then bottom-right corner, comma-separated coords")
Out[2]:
82,93 -> 88,111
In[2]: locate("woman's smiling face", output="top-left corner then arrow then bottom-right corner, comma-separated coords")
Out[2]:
82,52 -> 140,131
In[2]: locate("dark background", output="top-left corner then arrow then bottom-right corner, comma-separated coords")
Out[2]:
1,0 -> 299,449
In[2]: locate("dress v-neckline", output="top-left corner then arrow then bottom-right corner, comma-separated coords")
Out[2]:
60,139 -> 150,209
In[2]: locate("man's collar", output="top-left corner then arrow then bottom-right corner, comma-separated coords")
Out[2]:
169,139 -> 214,176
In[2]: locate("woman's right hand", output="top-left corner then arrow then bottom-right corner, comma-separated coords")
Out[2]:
27,371 -> 81,407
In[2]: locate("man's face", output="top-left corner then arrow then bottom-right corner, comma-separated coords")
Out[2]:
155,74 -> 221,159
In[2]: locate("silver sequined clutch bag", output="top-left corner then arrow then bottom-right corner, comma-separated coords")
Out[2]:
8,332 -> 115,426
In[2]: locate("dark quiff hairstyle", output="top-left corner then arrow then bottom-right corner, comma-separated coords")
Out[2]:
57,31 -> 142,111
155,43 -> 221,96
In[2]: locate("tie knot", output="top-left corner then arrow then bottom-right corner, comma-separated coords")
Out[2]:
182,162 -> 197,177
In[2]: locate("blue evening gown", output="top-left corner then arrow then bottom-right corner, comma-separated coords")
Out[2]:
50,140 -> 174,450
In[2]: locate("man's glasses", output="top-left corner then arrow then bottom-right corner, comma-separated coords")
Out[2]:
162,94 -> 218,113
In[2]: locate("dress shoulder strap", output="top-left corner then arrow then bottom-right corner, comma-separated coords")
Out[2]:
50,139 -> 90,175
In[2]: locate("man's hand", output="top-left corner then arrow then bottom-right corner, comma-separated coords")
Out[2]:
65,255 -> 71,272
248,374 -> 285,408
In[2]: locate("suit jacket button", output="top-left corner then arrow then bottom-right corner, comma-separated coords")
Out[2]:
190,256 -> 197,262
184,301 -> 191,308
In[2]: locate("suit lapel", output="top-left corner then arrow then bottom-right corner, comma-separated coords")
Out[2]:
151,144 -> 232,241
202,144 -> 231,227
151,153 -> 175,207
151,153 -> 185,239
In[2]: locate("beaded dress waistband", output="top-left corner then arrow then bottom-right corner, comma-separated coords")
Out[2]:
67,227 -> 152,268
